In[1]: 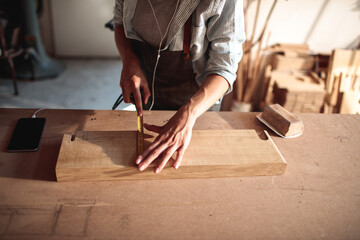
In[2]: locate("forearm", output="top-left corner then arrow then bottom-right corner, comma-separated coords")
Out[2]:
114,25 -> 137,64
114,25 -> 151,112
182,74 -> 229,120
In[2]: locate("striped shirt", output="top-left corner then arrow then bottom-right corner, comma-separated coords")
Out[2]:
114,0 -> 245,94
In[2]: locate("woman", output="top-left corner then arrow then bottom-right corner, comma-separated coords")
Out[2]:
114,0 -> 245,173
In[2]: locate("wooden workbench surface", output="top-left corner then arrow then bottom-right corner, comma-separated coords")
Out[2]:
0,108 -> 359,239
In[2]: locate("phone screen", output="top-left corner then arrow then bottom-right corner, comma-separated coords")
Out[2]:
6,118 -> 46,152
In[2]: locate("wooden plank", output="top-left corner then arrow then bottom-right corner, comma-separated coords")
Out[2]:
328,73 -> 342,106
269,43 -> 309,51
324,49 -> 360,113
260,64 -> 273,106
272,54 -> 315,71
339,90 -> 360,114
56,130 -> 286,182
325,49 -> 360,98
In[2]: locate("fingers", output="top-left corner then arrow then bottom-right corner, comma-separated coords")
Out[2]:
120,57 -> 150,106
133,88 -> 143,116
135,108 -> 194,174
136,141 -> 169,171
173,146 -> 185,169
121,81 -> 132,103
119,60 -> 151,114
155,145 -> 178,173
121,75 -> 144,115
135,132 -> 163,165
136,143 -> 184,173
133,83 -> 151,115
121,79 -> 150,116
120,71 -> 125,90
137,142 -> 177,173
142,83 -> 151,105
144,123 -> 162,133
136,134 -> 185,173
135,126 -> 168,166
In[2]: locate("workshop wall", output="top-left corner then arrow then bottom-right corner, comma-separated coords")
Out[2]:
48,0 -> 360,57
246,0 -> 360,52
50,0 -> 118,57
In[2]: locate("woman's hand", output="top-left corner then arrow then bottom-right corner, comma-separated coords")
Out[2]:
115,25 -> 150,116
136,105 -> 196,173
135,74 -> 230,173
120,57 -> 150,116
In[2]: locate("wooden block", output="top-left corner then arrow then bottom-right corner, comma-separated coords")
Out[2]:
259,104 -> 304,137
56,130 -> 287,182
269,43 -> 309,51
328,73 -> 342,106
273,54 -> 315,71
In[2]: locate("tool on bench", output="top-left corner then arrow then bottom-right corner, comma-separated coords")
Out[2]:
257,104 -> 304,138
112,93 -> 144,155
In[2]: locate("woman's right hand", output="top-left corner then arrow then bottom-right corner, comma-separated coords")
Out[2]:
120,56 -> 151,116
115,25 -> 150,116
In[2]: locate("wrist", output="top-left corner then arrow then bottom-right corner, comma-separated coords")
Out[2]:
121,52 -> 138,67
179,102 -> 198,128
184,87 -> 208,119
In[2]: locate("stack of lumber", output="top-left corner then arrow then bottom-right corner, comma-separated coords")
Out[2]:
324,49 -> 360,114
255,43 -> 324,111
270,71 -> 325,113
269,43 -> 315,72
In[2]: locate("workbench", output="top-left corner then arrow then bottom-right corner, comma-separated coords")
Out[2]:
0,108 -> 359,239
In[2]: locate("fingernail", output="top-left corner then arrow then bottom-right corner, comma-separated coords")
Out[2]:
139,165 -> 145,171
155,168 -> 160,173
175,163 -> 179,169
136,159 -> 141,165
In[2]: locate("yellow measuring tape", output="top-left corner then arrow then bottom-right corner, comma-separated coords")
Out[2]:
137,115 -> 144,155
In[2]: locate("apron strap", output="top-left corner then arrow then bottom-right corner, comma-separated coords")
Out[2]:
183,16 -> 191,60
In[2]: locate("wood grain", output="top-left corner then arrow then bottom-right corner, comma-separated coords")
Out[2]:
2,109 -> 360,239
56,129 -> 286,181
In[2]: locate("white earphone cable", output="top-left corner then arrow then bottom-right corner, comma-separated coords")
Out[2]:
32,108 -> 46,118
147,0 -> 180,110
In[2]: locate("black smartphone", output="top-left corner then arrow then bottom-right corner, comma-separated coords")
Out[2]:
6,118 -> 46,152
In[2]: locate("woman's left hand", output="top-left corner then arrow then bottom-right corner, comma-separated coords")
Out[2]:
136,75 -> 230,173
135,106 -> 196,173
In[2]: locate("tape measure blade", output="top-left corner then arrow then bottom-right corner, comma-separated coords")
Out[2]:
137,115 -> 144,155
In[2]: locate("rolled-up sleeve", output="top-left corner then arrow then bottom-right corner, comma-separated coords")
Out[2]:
113,0 -> 124,26
205,0 -> 245,94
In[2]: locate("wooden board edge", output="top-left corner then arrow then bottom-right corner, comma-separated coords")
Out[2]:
264,130 -> 287,164
55,132 -> 73,177
56,162 -> 287,182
